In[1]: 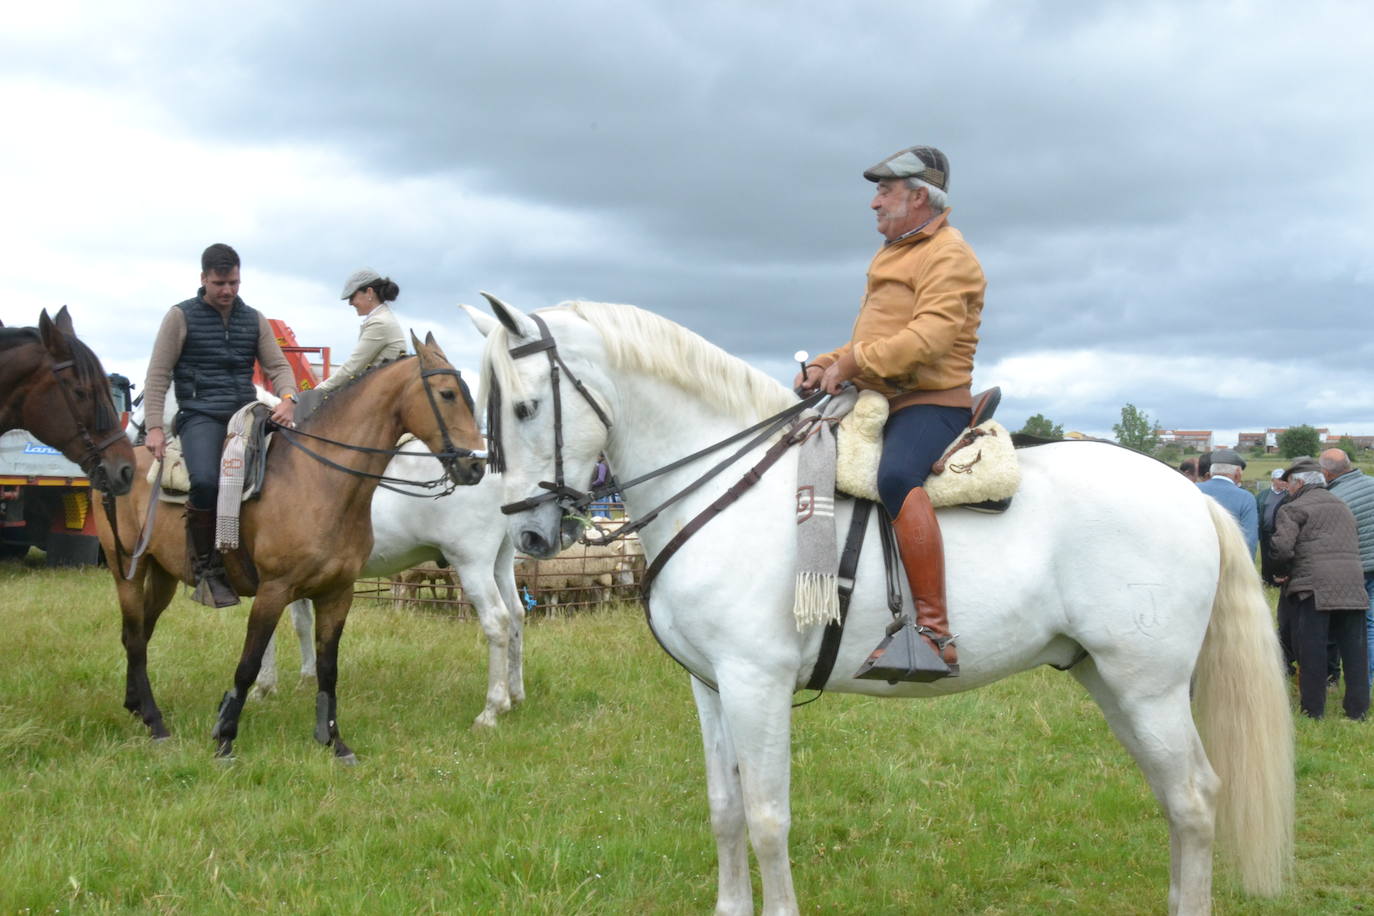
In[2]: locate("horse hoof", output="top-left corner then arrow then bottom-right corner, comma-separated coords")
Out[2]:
149,723 -> 172,740
250,684 -> 275,701
335,752 -> 359,766
472,713 -> 498,730
214,740 -> 235,759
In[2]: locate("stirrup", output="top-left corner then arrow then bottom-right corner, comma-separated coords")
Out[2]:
854,615 -> 958,683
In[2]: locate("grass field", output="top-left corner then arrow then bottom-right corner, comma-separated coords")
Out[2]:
1,557 -> 1371,915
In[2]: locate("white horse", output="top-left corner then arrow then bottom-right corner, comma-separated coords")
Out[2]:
255,439 -> 524,729
466,297 -> 1294,916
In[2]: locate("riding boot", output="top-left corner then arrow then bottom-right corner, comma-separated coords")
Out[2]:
185,505 -> 240,608
854,487 -> 958,682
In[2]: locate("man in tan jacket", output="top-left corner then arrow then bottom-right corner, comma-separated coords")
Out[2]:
796,145 -> 985,680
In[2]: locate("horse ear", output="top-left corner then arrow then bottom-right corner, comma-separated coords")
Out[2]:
480,291 -> 539,340
424,330 -> 437,348
53,305 -> 76,337
38,309 -> 73,359
459,303 -> 500,338
409,330 -> 426,358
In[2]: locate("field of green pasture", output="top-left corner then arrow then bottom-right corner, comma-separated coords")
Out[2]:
1,558 -> 1371,915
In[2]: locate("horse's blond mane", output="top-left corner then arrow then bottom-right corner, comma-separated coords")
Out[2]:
482,301 -> 794,424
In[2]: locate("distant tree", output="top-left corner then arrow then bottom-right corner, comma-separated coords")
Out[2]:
1112,404 -> 1159,453
1277,424 -> 1321,459
1017,413 -> 1063,440
1337,435 -> 1359,461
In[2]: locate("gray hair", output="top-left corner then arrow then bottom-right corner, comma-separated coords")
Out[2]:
1210,463 -> 1242,478
905,177 -> 948,213
1291,470 -> 1327,488
1320,452 -> 1353,474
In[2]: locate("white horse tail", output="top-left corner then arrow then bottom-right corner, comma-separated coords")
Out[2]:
1193,498 -> 1295,896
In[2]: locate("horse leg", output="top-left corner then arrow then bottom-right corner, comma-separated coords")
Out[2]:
460,565 -> 512,729
120,562 -> 177,739
692,678 -> 753,916
310,585 -> 357,763
290,598 -> 316,677
1072,657 -> 1218,916
210,582 -> 292,758
496,537 -> 525,706
254,629 -> 280,699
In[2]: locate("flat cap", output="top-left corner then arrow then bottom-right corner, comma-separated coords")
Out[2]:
1282,456 -> 1320,480
340,267 -> 382,300
1210,447 -> 1246,469
863,145 -> 949,190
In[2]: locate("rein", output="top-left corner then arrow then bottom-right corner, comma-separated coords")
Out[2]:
494,314 -> 835,697
270,364 -> 486,498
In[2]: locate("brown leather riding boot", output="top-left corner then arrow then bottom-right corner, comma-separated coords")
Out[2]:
185,505 -> 240,608
854,487 -> 958,683
893,487 -> 958,672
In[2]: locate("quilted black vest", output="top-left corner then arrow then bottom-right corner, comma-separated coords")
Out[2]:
172,294 -> 261,421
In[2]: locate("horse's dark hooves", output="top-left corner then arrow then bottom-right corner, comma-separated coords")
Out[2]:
333,739 -> 357,764
214,739 -> 235,760
150,727 -> 172,741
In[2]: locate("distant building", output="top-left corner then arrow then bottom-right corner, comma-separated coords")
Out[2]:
1156,429 -> 1213,452
1238,427 -> 1331,453
1324,434 -> 1374,449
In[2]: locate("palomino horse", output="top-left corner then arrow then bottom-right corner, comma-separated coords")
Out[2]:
0,307 -> 135,496
255,439 -> 524,729
96,334 -> 485,760
468,298 -> 1293,916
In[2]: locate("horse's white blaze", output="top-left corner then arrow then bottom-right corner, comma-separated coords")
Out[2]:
477,299 -> 1294,916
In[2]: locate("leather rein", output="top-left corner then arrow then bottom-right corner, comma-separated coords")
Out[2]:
270,364 -> 487,498
492,315 -> 832,695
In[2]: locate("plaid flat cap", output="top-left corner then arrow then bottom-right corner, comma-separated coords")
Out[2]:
863,145 -> 949,191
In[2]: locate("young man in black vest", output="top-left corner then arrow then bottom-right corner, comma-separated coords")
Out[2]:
142,244 -> 298,606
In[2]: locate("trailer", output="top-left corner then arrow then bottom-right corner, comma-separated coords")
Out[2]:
0,374 -> 133,566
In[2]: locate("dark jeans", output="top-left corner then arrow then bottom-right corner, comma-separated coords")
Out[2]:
175,412 -> 229,510
877,404 -> 972,516
1293,593 -> 1370,720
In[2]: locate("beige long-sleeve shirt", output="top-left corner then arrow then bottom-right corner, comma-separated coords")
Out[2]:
315,303 -> 407,392
143,304 -> 297,431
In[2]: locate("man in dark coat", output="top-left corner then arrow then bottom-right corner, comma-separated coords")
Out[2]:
1269,457 -> 1370,719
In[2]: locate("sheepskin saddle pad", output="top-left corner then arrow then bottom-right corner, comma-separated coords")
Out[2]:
150,403 -> 272,505
835,389 -> 1020,511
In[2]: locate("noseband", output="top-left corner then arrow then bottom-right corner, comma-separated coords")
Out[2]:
48,357 -> 127,493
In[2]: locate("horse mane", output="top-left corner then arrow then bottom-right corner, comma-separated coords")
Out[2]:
483,301 -> 794,426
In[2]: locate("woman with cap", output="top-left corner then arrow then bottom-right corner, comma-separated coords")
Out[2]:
315,268 -> 407,393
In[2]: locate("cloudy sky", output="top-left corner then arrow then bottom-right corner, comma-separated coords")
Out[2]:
3,1 -> 1371,446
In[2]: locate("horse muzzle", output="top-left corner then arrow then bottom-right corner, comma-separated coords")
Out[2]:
446,455 -> 486,486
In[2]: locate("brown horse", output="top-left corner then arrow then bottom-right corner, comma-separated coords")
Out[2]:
96,332 -> 485,760
0,307 -> 136,496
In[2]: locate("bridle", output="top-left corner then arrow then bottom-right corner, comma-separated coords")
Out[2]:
271,358 -> 487,497
47,355 -> 127,494
490,312 -> 615,513
491,312 -> 825,542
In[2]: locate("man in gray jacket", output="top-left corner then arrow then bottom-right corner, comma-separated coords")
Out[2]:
1322,448 -> 1374,689
1271,457 -> 1370,719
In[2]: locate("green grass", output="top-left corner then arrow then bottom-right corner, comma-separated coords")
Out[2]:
1,560 -> 1371,914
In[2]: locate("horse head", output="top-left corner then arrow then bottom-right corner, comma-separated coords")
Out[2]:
402,331 -> 486,487
466,294 -> 614,558
32,307 -> 136,495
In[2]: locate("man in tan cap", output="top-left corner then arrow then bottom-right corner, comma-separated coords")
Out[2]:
795,145 -> 985,680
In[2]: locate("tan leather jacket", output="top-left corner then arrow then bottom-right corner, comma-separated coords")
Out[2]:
814,210 -> 985,409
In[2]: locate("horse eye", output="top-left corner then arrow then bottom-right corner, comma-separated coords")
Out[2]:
514,400 -> 537,420
440,389 -> 457,401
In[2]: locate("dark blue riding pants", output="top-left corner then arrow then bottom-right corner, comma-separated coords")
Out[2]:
175,412 -> 228,511
877,403 -> 972,517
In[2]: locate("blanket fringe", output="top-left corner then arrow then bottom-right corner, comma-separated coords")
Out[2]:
793,571 -> 840,630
